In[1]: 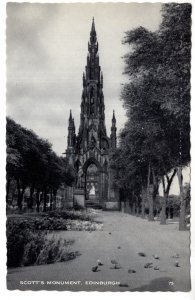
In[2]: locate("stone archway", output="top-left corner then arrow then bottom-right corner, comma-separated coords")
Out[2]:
85,162 -> 100,205
82,158 -> 102,206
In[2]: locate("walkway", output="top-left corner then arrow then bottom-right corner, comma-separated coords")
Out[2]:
7,211 -> 190,291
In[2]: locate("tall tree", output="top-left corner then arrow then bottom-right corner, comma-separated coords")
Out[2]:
114,3 -> 191,228
6,118 -> 76,212
158,3 -> 191,230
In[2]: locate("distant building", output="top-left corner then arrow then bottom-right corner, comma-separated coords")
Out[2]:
65,18 -> 119,210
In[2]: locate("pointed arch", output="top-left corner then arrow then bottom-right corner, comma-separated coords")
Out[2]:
82,157 -> 102,173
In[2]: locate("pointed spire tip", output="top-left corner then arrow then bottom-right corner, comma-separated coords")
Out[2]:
112,110 -> 116,122
91,16 -> 96,31
69,109 -> 72,120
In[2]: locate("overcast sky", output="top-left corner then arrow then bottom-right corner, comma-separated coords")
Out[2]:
6,2 -> 190,194
6,2 -> 163,153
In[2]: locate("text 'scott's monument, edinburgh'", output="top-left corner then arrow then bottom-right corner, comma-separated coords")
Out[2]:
65,19 -> 119,210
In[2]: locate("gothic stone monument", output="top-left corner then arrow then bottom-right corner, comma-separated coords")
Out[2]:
65,18 -> 119,210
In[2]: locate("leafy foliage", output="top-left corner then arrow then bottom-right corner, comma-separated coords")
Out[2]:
6,118 -> 76,210
6,217 -> 86,268
111,3 -> 191,224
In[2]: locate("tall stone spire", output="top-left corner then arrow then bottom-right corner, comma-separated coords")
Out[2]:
112,110 -> 116,124
110,110 -> 117,149
64,19 -> 119,210
78,17 -> 107,151
67,110 -> 75,148
90,17 -> 97,44
86,17 -> 100,81
69,109 -> 73,122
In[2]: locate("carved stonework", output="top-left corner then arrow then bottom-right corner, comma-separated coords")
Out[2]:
65,19 -> 118,209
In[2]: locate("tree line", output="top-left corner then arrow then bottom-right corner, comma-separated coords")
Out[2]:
111,3 -> 191,230
6,117 -> 75,212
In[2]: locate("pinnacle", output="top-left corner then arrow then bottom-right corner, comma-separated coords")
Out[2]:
69,109 -> 72,121
112,110 -> 116,121
90,17 -> 97,44
92,17 -> 95,31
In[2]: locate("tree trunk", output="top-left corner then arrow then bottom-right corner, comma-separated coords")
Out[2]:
28,185 -> 34,210
17,195 -> 22,211
16,180 -> 21,210
127,200 -> 131,214
152,167 -> 159,221
148,196 -> 154,221
160,176 -> 167,224
141,186 -> 145,219
147,163 -> 154,221
50,189 -> 53,211
36,190 -> 40,212
160,196 -> 167,224
132,202 -> 135,215
131,191 -> 135,215
160,169 -> 177,225
43,189 -> 47,212
16,180 -> 25,211
53,194 -> 57,210
136,207 -> 139,217
178,167 -> 186,231
36,202 -> 40,212
53,189 -> 57,210
141,199 -> 145,218
168,207 -> 171,219
129,201 -> 132,214
135,195 -> 139,217
163,169 -> 177,222
150,167 -> 160,222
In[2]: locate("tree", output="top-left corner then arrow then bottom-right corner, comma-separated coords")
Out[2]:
158,4 -> 191,229
113,3 -> 191,228
6,118 -> 31,210
121,74 -> 173,221
6,118 -> 76,212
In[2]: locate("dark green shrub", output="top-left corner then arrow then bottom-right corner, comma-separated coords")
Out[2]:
6,218 -> 77,268
35,238 -> 76,265
6,219 -> 36,267
48,209 -> 94,221
23,233 -> 46,266
30,216 -> 67,230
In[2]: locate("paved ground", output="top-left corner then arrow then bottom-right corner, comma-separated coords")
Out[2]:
7,211 -> 191,291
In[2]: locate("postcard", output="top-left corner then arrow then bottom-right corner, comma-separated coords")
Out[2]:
5,1 -> 192,293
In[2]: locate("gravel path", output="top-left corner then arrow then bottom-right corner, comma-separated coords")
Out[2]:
7,211 -> 191,291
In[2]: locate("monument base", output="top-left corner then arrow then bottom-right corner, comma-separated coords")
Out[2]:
74,189 -> 85,208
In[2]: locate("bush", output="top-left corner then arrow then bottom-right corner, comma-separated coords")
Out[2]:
48,209 -> 94,221
7,219 -> 36,267
6,219 -> 78,268
35,238 -> 77,265
33,217 -> 67,230
22,232 -> 46,266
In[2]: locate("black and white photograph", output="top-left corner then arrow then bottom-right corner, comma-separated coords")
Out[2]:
4,1 -> 192,293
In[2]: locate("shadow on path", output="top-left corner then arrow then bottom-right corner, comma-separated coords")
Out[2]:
130,277 -> 191,292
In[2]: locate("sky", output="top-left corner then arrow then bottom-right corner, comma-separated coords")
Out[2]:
6,2 -> 162,154
6,2 -> 190,194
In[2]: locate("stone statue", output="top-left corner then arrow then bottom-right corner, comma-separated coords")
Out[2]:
89,183 -> 95,195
